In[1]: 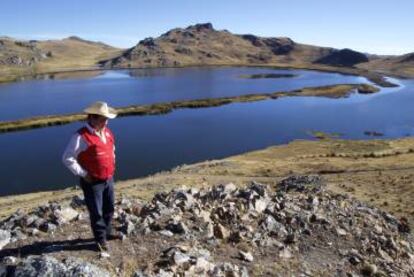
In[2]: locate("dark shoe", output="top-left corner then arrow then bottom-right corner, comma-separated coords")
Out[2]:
107,232 -> 123,241
96,240 -> 110,252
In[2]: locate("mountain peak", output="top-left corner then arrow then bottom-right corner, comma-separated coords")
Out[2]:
185,22 -> 214,31
64,36 -> 115,49
66,36 -> 85,41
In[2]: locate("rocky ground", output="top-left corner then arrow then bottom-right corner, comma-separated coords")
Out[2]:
1,175 -> 414,276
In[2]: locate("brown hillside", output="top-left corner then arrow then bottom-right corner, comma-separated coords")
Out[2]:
0,36 -> 122,81
101,23 -> 335,68
357,52 -> 414,77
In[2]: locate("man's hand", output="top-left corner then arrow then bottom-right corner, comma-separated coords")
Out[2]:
84,174 -> 95,183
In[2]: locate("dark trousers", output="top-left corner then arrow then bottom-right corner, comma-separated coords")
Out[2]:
80,177 -> 115,243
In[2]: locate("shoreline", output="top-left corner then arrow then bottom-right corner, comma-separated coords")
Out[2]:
0,83 -> 379,133
1,136 -> 414,228
0,62 -> 405,87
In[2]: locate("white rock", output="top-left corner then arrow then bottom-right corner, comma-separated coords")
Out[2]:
194,257 -> 214,273
100,251 -> 111,258
157,269 -> 174,277
223,183 -> 237,193
54,207 -> 79,224
173,252 -> 190,265
0,229 -> 11,250
253,198 -> 267,213
2,256 -> 17,264
373,224 -> 383,235
159,230 -> 174,237
336,227 -> 347,236
239,251 -> 254,262
279,248 -> 292,259
198,210 -> 212,223
205,222 -> 214,238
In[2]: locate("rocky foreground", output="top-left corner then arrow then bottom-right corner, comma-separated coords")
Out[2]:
0,175 -> 413,276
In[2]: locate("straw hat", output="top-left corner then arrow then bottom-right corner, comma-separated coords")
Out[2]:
83,101 -> 117,119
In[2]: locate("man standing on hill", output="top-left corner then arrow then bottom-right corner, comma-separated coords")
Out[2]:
62,101 -> 120,253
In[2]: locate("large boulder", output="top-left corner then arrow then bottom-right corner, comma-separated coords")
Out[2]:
12,255 -> 110,277
13,256 -> 67,276
53,207 -> 79,225
277,175 -> 323,192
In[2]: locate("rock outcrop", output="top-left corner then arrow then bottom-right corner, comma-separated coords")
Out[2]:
0,38 -> 46,67
0,202 -> 79,247
4,255 -> 110,277
1,175 -> 413,276
314,48 -> 369,67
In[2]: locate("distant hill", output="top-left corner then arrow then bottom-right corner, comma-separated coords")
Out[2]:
34,36 -> 122,70
357,51 -> 414,77
0,37 -> 46,67
100,23 -> 337,68
1,23 -> 413,81
399,53 -> 414,63
314,48 -> 369,67
0,36 -> 122,80
64,36 -> 114,49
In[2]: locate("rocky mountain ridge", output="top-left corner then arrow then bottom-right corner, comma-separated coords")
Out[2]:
2,23 -> 413,81
100,22 -> 414,74
100,23 -> 339,68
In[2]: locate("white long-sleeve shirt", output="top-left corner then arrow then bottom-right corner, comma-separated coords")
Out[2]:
62,123 -> 115,177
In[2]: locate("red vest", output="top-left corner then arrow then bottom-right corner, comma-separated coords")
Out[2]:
77,126 -> 115,180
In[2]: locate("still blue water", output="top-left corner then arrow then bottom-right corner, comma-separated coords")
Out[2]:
0,67 -> 411,196
0,67 -> 366,121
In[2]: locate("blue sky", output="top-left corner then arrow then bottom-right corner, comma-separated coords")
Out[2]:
1,0 -> 413,55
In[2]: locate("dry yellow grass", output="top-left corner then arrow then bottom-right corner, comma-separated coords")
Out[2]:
0,37 -> 122,82
2,137 -> 414,234
34,38 -> 122,71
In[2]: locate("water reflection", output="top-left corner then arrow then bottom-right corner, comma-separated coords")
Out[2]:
0,67 -> 367,121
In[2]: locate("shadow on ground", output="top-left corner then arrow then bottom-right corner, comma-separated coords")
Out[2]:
0,238 -> 96,258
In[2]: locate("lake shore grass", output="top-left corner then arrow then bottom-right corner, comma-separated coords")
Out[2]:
0,83 -> 378,133
1,136 -> 414,232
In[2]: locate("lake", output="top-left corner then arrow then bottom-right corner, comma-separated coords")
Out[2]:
0,67 -> 366,121
0,67 -> 411,196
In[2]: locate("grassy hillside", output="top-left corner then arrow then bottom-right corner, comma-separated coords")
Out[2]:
0,36 -> 122,82
357,52 -> 414,77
